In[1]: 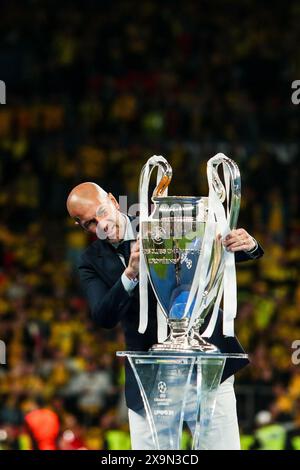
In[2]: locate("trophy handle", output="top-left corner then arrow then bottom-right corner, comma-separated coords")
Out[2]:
186,154 -> 241,338
138,155 -> 172,335
207,154 -> 241,229
139,155 -> 172,203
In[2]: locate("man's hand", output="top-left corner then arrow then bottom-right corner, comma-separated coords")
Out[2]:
222,228 -> 257,252
125,240 -> 140,280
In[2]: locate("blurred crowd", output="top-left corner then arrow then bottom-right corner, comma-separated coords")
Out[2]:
0,0 -> 300,450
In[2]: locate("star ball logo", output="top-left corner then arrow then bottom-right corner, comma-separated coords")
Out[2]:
151,226 -> 166,245
0,80 -> 6,104
158,381 -> 167,394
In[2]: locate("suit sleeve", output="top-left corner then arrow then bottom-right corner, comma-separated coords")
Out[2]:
235,242 -> 264,262
78,256 -> 133,329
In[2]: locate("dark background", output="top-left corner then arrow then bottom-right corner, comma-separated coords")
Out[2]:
0,0 -> 299,450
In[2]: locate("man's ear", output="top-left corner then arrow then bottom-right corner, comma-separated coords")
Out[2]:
108,193 -> 120,210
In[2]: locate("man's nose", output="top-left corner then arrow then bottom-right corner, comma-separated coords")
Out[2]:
97,218 -> 108,233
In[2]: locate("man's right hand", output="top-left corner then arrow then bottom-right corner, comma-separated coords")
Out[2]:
124,240 -> 140,280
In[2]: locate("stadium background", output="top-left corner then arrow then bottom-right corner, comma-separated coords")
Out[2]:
0,0 -> 299,450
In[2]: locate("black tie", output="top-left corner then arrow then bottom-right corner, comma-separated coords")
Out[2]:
116,240 -> 132,266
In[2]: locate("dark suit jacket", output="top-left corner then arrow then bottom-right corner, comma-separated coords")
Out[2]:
78,237 -> 264,412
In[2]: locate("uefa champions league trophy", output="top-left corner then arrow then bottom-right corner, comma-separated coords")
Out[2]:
117,154 -> 247,450
139,153 -> 241,349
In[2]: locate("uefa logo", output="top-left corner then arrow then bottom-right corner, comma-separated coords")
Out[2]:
151,226 -> 166,245
158,381 -> 167,394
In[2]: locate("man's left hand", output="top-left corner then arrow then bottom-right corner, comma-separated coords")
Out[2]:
222,228 -> 256,252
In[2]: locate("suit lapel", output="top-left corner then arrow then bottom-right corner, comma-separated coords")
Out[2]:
95,240 -> 125,287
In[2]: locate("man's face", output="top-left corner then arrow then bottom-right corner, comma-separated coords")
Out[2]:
75,195 -> 125,243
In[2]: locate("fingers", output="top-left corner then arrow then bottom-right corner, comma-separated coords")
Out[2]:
130,241 -> 140,262
223,228 -> 247,240
128,249 -> 140,276
224,241 -> 249,252
130,251 -> 140,260
222,228 -> 255,252
131,240 -> 140,253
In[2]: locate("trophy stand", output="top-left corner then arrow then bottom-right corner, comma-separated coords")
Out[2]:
117,351 -> 247,450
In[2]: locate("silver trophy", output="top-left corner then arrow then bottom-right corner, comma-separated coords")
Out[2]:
139,154 -> 241,353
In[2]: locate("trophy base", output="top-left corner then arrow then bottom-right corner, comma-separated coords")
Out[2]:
150,318 -> 220,353
150,338 -> 219,353
150,343 -> 219,353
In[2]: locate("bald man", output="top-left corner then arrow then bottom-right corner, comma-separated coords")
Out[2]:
66,182 -> 264,449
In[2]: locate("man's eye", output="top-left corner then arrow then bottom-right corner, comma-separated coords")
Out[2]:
85,219 -> 97,229
97,209 -> 107,218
